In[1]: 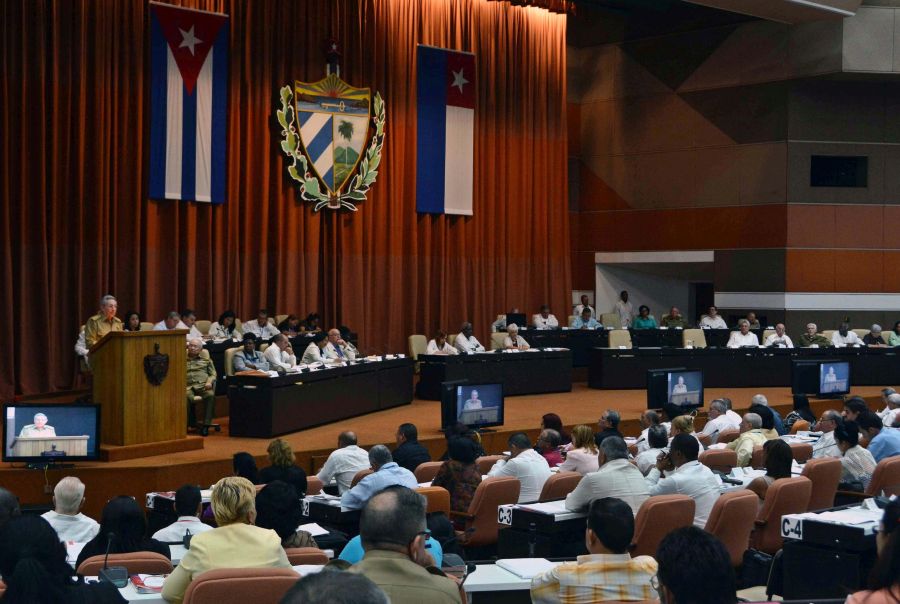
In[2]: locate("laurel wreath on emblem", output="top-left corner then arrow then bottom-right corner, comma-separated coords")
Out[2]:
277,85 -> 385,212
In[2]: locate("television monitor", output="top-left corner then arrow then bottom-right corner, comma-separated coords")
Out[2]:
3,404 -> 100,463
440,381 -> 504,430
791,359 -> 850,397
819,361 -> 850,396
505,313 -> 527,329
647,368 -> 703,411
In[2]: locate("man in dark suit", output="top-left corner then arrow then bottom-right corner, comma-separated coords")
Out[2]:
392,423 -> 431,474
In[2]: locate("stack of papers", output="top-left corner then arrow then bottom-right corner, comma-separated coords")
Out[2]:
297,522 -> 329,536
496,558 -> 558,579
517,501 -> 568,515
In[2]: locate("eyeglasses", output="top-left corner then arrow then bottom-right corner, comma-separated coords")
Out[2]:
650,574 -> 661,594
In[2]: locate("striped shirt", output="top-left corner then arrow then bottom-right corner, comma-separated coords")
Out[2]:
531,553 -> 658,604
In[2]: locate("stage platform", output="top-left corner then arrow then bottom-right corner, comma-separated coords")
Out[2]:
2,383 -> 891,518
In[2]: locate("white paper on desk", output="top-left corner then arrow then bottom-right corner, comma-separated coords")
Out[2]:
496,558 -> 557,579
516,500 -> 569,515
310,493 -> 340,501
292,564 -> 325,576
297,522 -> 330,537
815,509 -> 883,525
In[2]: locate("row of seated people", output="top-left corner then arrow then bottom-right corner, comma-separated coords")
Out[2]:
431,316 -> 900,355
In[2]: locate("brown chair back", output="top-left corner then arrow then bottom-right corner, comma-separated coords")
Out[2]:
717,429 -> 740,444
459,476 -> 520,548
789,442 -> 813,464
77,552 -> 174,577
699,449 -> 737,474
800,457 -> 841,511
350,468 -> 374,487
750,446 -> 765,469
284,547 -> 329,565
866,456 -> 900,497
416,486 -> 451,516
704,490 -> 758,567
538,471 -> 582,502
697,432 -> 712,448
414,461 -> 444,483
631,495 -> 695,557
306,476 -> 323,495
751,476 -> 812,555
790,419 -> 810,434
182,567 -> 300,604
475,455 -> 504,475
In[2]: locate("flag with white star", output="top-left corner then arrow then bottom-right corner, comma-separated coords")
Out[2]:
416,45 -> 476,215
148,2 -> 229,204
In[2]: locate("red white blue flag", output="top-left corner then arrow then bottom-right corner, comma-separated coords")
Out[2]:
416,46 -> 476,215
149,2 -> 228,204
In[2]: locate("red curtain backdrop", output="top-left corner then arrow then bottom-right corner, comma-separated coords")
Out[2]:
0,0 -> 569,398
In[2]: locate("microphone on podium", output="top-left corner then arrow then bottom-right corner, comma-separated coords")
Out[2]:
98,532 -> 129,588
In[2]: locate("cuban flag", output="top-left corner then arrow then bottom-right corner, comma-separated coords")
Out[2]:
149,2 -> 228,204
416,46 -> 476,215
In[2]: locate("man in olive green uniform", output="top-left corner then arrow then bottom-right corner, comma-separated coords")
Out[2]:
660,306 -> 687,328
186,338 -> 216,430
84,294 -> 123,348
798,323 -> 832,347
349,487 -> 461,604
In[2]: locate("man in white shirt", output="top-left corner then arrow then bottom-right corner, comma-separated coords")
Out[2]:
41,476 -> 100,542
503,324 -> 529,350
263,333 -> 299,372
180,309 -> 204,340
812,409 -> 842,458
488,432 -> 552,503
316,432 -> 371,494
700,400 -> 741,444
492,308 -> 520,333
727,319 -> 759,348
531,305 -> 559,330
721,398 -> 742,427
831,322 -> 862,348
614,291 -> 634,328
764,323 -> 794,348
635,410 -> 670,454
324,328 -> 358,361
154,311 -> 186,331
242,309 -> 281,340
645,434 -> 720,528
635,425 -> 669,475
152,485 -> 213,543
573,295 -> 594,318
454,322 -> 485,354
566,436 -> 649,514
75,328 -> 90,369
699,306 -> 727,329
302,332 -> 330,364
879,390 -> 900,427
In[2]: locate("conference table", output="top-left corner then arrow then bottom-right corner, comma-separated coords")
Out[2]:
416,349 -> 573,400
518,329 -> 608,366
589,346 -> 900,389
227,357 -> 414,437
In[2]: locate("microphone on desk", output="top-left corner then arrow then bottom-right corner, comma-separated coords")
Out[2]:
98,532 -> 129,588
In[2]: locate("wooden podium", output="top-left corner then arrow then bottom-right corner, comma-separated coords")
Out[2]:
91,330 -> 202,459
11,436 -> 89,457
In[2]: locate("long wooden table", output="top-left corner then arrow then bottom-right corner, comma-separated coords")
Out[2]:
227,357 -> 414,437
589,346 -> 900,389
416,349 -> 572,400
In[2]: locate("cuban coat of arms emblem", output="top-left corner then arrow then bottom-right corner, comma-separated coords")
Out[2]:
278,49 -> 385,211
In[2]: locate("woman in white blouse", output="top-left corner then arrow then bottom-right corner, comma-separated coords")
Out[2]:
558,425 -> 599,475
835,421 -> 876,490
209,310 -> 241,340
426,330 -> 458,355
503,324 -> 530,350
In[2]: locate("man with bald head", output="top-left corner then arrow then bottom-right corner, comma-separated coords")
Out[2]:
316,431 -> 371,494
186,337 -> 216,431
812,409 -> 842,458
324,328 -> 358,361
764,323 -> 794,348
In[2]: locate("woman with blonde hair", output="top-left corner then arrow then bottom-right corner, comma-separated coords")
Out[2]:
670,415 -> 704,449
259,438 -> 308,496
162,476 -> 290,603
558,425 -> 600,475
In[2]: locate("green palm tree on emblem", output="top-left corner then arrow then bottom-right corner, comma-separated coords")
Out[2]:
338,120 -> 354,141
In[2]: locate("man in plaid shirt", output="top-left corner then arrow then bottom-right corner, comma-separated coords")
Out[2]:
530,497 -> 657,603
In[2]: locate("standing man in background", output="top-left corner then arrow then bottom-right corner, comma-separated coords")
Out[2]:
614,291 -> 633,328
